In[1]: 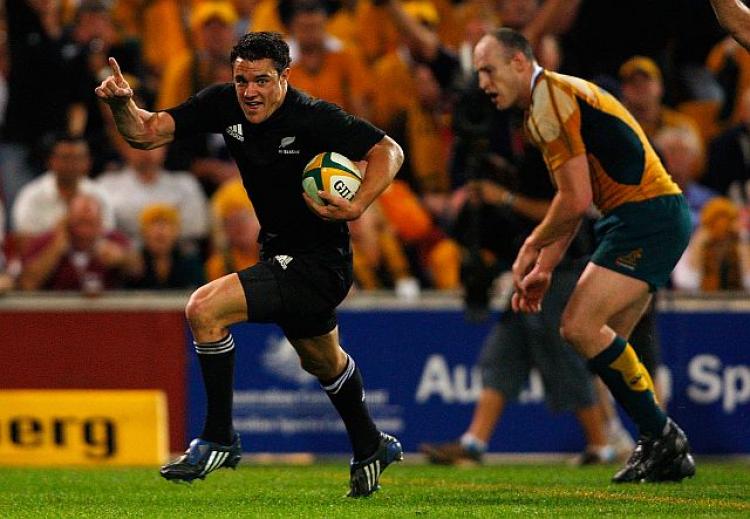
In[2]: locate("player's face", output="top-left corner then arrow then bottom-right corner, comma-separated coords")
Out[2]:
474,36 -> 525,110
233,58 -> 289,124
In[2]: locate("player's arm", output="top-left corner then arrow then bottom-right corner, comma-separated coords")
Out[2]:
310,135 -> 404,221
512,154 -> 592,285
95,57 -> 175,149
710,0 -> 750,51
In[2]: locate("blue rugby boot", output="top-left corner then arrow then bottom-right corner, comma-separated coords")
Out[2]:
160,434 -> 242,482
347,432 -> 404,497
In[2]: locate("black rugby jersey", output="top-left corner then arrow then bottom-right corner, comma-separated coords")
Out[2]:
166,85 -> 385,260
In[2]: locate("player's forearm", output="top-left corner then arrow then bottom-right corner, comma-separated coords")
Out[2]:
525,190 -> 585,251
110,100 -> 173,149
536,226 -> 578,273
710,0 -> 750,50
353,137 -> 404,213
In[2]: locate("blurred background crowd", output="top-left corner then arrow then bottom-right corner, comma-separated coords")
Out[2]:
1,0 -> 749,299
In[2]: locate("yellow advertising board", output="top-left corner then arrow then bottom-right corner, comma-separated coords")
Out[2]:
0,390 -> 168,466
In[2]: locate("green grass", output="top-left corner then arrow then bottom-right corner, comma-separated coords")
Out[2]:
0,460 -> 748,518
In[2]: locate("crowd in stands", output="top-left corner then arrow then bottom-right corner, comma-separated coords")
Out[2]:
1,0 -> 749,295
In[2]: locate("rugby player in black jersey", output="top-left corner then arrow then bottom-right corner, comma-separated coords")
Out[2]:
96,32 -> 404,498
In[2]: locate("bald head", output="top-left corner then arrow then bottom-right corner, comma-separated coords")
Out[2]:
474,29 -> 536,110
68,194 -> 104,248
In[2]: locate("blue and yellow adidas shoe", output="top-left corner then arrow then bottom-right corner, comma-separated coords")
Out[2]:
347,432 -> 404,498
160,434 -> 242,483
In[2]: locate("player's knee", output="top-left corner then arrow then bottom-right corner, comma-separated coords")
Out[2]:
185,288 -> 216,332
559,313 -> 587,348
299,352 -> 340,380
299,355 -> 328,379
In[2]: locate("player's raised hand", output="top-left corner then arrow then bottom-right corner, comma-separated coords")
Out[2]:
94,57 -> 134,106
303,190 -> 364,221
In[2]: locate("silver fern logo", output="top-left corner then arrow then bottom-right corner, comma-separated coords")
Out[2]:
278,136 -> 300,154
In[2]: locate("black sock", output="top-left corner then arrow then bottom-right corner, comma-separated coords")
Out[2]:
195,334 -> 236,445
321,355 -> 380,460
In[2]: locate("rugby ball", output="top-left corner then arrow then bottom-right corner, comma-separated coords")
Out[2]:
302,152 -> 362,205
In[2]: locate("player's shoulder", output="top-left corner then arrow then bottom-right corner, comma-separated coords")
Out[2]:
528,72 -> 585,143
287,87 -> 342,114
285,87 -> 353,129
531,71 -> 598,114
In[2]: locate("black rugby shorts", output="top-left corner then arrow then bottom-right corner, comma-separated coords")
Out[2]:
237,253 -> 353,339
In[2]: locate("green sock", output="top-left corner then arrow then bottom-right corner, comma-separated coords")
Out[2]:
588,336 -> 666,438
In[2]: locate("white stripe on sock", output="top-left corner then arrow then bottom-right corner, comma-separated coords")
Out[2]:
195,343 -> 235,355
195,335 -> 235,355
321,355 -> 355,394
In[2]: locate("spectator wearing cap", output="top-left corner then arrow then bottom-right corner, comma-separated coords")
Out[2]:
370,0 -> 459,130
205,179 -> 260,281
127,203 -> 205,289
673,197 -> 750,291
155,2 -> 242,191
620,56 -> 704,143
157,1 -> 239,110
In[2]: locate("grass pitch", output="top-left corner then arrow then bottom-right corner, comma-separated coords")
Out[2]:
0,460 -> 748,518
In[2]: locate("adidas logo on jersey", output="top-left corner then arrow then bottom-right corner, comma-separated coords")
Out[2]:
226,124 -> 244,142
274,255 -> 293,270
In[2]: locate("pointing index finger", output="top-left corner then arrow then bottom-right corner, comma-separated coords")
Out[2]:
109,57 -> 124,80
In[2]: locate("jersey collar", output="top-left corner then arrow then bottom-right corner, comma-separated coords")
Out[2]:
530,62 -> 544,95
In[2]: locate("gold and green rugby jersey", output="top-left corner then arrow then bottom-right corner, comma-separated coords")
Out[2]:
525,70 -> 681,214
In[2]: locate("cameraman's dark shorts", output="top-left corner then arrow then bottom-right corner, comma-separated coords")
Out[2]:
237,253 -> 353,340
479,259 -> 595,412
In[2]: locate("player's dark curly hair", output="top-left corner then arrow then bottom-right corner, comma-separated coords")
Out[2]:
230,32 -> 291,74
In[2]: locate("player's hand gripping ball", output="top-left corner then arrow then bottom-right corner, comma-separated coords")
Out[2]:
302,152 -> 362,205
